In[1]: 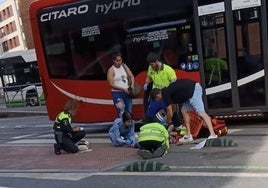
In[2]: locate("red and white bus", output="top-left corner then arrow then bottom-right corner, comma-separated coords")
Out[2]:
29,0 -> 268,123
29,0 -> 200,123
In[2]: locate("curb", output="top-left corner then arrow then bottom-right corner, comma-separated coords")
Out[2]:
0,112 -> 48,118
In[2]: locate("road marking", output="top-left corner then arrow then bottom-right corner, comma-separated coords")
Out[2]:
8,139 -> 54,144
0,173 -> 90,181
1,170 -> 268,181
169,165 -> 268,170
12,134 -> 36,139
5,138 -> 110,145
90,171 -> 268,177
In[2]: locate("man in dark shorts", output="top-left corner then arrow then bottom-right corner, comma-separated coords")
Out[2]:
150,79 -> 218,144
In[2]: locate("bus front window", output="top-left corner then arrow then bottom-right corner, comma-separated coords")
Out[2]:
44,35 -> 71,78
43,22 -> 123,80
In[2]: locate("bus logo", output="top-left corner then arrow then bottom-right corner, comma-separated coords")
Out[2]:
96,0 -> 141,15
40,4 -> 89,22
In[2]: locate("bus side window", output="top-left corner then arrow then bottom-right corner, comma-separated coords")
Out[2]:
96,51 -> 113,73
237,54 -> 261,77
204,57 -> 228,86
73,52 -> 94,76
71,36 -> 107,78
47,54 -> 68,77
72,51 -> 107,78
163,48 -> 178,66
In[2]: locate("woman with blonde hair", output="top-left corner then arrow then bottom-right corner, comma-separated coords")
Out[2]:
53,100 -> 87,155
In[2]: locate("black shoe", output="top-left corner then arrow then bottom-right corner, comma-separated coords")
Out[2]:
54,143 -> 61,155
137,149 -> 153,159
153,144 -> 167,158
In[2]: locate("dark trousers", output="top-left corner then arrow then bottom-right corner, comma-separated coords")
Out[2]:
55,130 -> 86,154
139,140 -> 163,153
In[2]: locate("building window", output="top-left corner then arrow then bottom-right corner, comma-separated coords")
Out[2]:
16,36 -> 19,46
6,24 -> 10,35
0,27 -> 5,37
3,9 -> 6,19
9,6 -> 13,16
11,21 -> 16,32
8,39 -> 12,49
2,41 -> 8,52
7,7 -> 10,17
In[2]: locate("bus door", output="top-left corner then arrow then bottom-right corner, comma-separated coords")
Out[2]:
125,19 -> 199,111
232,0 -> 267,110
194,0 -> 268,117
125,19 -> 199,79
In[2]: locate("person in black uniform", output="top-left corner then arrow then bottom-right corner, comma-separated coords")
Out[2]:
150,79 -> 218,144
53,100 -> 86,155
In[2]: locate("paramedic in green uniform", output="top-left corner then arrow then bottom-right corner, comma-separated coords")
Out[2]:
144,52 -> 177,90
137,122 -> 169,159
143,52 -> 179,130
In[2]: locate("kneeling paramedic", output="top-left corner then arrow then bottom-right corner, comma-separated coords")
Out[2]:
53,100 -> 86,155
137,122 -> 169,159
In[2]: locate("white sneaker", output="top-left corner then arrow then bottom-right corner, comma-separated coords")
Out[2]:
78,145 -> 93,153
207,135 -> 218,139
179,134 -> 193,144
78,144 -> 89,151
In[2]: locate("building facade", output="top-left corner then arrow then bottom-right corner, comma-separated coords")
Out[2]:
17,0 -> 34,50
0,0 -> 33,55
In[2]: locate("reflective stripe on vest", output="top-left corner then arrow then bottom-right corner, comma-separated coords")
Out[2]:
138,124 -> 165,142
54,111 -> 71,130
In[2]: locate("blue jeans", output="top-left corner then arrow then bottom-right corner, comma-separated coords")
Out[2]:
182,83 -> 205,115
112,91 -> 132,117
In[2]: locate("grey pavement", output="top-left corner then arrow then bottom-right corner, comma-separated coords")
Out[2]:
1,128 -> 268,173
0,105 -> 48,118
1,105 -> 268,175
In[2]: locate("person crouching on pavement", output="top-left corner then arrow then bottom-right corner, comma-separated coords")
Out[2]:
109,111 -> 138,148
150,79 -> 218,144
53,100 -> 86,155
137,122 -> 169,159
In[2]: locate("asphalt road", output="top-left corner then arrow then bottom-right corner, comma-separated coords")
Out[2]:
1,107 -> 268,187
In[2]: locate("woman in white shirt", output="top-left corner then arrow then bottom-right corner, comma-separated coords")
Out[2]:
107,52 -> 134,117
